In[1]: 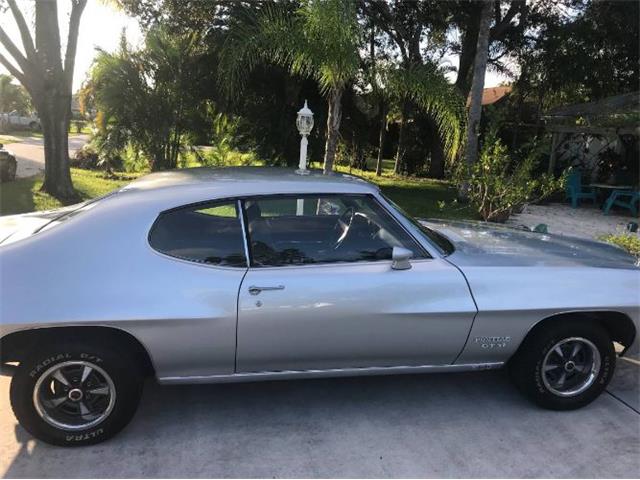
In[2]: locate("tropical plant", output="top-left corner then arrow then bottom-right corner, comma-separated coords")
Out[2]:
90,27 -> 204,170
381,63 -> 466,172
219,0 -> 361,173
459,134 -> 564,222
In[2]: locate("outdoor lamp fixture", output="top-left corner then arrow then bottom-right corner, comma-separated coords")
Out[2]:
296,100 -> 314,174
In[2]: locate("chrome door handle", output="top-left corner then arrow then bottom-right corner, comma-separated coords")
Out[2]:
248,285 -> 285,296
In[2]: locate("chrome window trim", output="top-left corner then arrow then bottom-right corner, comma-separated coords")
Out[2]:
147,246 -> 249,271
146,191 -> 441,269
237,199 -> 251,268
244,257 -> 435,272
239,192 -> 431,269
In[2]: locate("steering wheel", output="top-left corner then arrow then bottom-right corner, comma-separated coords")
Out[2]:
332,207 -> 355,250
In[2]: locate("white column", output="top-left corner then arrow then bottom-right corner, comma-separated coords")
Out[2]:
298,135 -> 308,171
297,134 -> 309,215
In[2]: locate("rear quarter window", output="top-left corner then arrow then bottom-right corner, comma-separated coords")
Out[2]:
149,200 -> 247,267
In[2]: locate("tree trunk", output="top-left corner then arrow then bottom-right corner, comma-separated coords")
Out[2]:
38,93 -> 75,199
462,0 -> 493,195
454,4 -> 483,97
323,88 -> 343,174
427,128 -> 446,179
375,102 -> 387,176
394,101 -> 409,175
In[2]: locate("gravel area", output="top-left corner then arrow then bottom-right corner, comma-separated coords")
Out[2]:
507,203 -> 639,240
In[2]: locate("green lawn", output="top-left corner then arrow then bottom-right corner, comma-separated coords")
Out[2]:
334,161 -> 477,220
0,159 -> 475,221
0,169 -> 141,216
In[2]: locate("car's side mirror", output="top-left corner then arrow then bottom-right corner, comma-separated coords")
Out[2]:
391,246 -> 413,270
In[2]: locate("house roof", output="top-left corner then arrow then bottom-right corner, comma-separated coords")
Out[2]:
466,86 -> 512,107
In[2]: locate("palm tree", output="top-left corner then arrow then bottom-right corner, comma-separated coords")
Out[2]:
369,62 -> 465,177
90,28 -> 203,170
219,0 -> 360,174
464,1 -> 493,186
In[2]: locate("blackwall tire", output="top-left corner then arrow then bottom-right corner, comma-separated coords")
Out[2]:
10,343 -> 142,446
509,321 -> 615,410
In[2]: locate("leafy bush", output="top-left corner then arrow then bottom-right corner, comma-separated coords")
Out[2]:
600,233 -> 640,259
194,114 -> 259,167
460,136 -> 564,222
72,145 -> 102,170
121,142 -> 149,173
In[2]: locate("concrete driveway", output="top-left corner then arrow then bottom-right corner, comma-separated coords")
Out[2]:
0,355 -> 638,478
2,135 -> 89,179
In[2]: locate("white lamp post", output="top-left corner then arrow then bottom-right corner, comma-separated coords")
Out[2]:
296,100 -> 314,215
296,100 -> 314,173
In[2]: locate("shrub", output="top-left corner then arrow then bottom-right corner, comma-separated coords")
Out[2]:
72,145 -> 101,170
600,233 -> 640,259
121,142 -> 149,173
73,142 -> 125,172
459,135 -> 564,222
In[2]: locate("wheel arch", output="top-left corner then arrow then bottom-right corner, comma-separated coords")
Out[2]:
0,326 -> 156,377
516,310 -> 636,357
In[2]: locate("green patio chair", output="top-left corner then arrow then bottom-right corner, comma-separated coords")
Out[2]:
603,190 -> 640,216
565,170 -> 597,208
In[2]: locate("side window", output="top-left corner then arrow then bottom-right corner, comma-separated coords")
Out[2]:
244,195 -> 427,267
149,201 -> 247,267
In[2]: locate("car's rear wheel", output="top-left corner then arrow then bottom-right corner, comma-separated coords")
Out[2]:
509,321 -> 615,410
10,343 -> 143,446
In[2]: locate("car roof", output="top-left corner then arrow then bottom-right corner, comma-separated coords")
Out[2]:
121,167 -> 378,197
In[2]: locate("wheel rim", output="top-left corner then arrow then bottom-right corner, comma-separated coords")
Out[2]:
542,337 -> 601,397
32,360 -> 116,431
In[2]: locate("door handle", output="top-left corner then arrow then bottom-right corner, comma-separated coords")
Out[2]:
248,285 -> 285,296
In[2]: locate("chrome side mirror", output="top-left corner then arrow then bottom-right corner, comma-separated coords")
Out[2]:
391,246 -> 412,270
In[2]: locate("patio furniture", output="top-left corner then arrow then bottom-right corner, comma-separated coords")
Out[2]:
565,170 -> 597,208
603,189 -> 640,216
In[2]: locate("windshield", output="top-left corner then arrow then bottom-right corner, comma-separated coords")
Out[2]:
382,194 -> 455,256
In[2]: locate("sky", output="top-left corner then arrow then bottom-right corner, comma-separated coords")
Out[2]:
1,1 -> 507,93
0,1 -> 143,91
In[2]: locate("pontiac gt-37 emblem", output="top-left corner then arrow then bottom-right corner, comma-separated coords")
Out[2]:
474,336 -> 511,349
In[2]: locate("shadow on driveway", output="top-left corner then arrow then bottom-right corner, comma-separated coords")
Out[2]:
1,364 -> 638,478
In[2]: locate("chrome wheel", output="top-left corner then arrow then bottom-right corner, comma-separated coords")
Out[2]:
542,337 -> 601,397
32,360 -> 116,431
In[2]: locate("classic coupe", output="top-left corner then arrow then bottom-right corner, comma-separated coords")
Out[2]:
1,167 -> 638,446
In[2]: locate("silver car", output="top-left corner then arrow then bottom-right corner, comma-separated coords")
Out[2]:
1,167 -> 638,446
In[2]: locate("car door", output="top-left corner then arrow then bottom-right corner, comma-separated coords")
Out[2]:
236,193 -> 477,373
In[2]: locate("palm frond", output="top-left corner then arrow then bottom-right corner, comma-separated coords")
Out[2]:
218,0 -> 360,98
218,2 -> 305,99
383,64 -> 466,163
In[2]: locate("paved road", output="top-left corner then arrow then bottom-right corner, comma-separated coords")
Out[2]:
0,356 -> 638,478
2,135 -> 89,179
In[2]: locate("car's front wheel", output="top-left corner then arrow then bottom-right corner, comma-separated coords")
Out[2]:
10,343 -> 143,446
509,321 -> 615,410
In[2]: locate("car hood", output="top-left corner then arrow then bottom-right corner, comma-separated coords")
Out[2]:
420,219 -> 638,269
